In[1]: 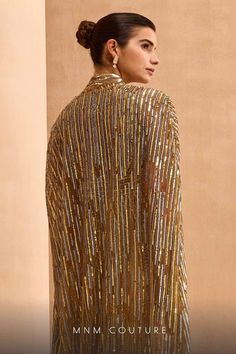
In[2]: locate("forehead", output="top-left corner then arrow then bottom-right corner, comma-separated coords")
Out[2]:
130,26 -> 157,45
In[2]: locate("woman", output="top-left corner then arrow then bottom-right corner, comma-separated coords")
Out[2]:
45,12 -> 191,354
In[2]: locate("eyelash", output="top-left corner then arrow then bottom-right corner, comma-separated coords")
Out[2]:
142,43 -> 150,49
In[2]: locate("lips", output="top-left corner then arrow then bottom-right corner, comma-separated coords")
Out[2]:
146,68 -> 155,73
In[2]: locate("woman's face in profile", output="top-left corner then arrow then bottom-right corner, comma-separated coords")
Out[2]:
118,26 -> 160,84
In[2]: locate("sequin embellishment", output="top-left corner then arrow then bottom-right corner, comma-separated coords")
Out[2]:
45,73 -> 191,353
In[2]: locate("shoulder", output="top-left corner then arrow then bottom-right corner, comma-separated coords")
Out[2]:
117,83 -> 176,110
48,95 -> 79,138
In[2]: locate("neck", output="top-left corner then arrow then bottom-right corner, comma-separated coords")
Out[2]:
93,65 -> 121,77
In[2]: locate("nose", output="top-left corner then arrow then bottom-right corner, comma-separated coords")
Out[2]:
151,53 -> 160,66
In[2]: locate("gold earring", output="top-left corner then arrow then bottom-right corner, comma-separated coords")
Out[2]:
112,55 -> 119,68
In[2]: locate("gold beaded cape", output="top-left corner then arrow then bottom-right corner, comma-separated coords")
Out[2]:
45,73 -> 191,354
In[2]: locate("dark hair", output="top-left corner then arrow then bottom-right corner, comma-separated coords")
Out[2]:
76,12 -> 156,65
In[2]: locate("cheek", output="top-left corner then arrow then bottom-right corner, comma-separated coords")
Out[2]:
125,47 -> 143,61
120,47 -> 146,70
134,48 -> 147,63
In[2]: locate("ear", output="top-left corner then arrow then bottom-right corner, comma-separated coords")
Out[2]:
105,39 -> 120,57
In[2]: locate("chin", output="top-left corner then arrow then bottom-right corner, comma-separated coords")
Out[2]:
139,77 -> 150,84
130,75 -> 148,84
127,75 -> 150,84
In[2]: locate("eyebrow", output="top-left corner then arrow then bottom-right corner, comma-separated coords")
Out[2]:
139,39 -> 157,50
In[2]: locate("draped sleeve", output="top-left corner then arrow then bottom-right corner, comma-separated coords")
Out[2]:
45,119 -> 64,353
143,92 -> 191,353
45,120 -> 63,246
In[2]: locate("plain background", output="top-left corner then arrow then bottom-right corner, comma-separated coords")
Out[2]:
1,1 -> 236,353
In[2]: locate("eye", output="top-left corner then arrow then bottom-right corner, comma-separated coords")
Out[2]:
142,43 -> 150,49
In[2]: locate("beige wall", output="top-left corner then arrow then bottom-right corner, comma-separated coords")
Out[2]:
46,2 -> 236,353
0,1 -> 49,353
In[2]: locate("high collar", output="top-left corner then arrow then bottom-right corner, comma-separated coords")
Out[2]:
85,72 -> 125,89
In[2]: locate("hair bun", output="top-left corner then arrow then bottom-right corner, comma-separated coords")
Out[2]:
76,20 -> 96,49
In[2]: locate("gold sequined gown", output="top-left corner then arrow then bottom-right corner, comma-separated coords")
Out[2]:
45,73 -> 191,354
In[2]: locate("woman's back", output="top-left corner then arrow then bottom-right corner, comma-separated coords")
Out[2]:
45,73 -> 191,353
